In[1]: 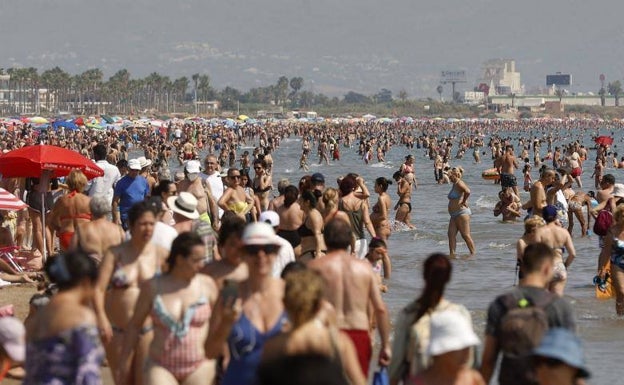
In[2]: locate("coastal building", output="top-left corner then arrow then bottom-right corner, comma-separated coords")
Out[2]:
480,59 -> 523,96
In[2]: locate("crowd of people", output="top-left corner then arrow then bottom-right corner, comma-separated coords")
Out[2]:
1,116 -> 619,384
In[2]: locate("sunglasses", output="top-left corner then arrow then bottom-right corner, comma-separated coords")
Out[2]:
245,244 -> 280,254
230,175 -> 241,179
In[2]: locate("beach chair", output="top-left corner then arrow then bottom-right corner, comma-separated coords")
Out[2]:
0,246 -> 24,273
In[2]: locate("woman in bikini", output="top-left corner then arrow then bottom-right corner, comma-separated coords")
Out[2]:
252,159 -> 272,211
117,232 -> 219,385
94,201 -> 169,385
447,167 -> 476,257
48,169 -> 92,252
370,177 -> 393,240
394,171 -> 416,229
298,191 -> 326,262
276,185 -> 304,255
218,168 -> 254,221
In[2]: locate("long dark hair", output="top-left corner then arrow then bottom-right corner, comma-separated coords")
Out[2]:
414,253 -> 452,320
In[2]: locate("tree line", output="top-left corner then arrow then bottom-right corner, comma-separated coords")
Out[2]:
0,67 -> 409,116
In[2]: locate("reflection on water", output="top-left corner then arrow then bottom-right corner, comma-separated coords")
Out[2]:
186,134 -> 622,384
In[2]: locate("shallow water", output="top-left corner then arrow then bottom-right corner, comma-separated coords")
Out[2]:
197,133 -> 622,384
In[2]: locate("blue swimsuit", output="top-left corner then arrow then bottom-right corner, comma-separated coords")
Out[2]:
222,312 -> 288,385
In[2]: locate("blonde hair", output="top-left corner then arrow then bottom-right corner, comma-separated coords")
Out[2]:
524,215 -> 545,234
452,167 -> 464,178
322,188 -> 340,211
284,269 -> 324,327
66,169 -> 88,192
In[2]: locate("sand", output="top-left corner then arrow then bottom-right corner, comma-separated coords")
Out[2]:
1,284 -> 114,384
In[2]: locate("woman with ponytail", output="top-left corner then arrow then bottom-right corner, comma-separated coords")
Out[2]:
24,251 -> 104,385
388,253 -> 474,385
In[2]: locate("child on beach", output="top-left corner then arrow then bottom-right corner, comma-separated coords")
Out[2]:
365,238 -> 392,293
299,153 -> 309,171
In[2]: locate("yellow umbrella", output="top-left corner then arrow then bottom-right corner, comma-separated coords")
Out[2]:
30,116 -> 49,124
238,114 -> 250,121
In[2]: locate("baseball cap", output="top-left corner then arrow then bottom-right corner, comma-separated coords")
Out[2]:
259,210 -> 280,227
311,173 -> 325,184
427,308 -> 480,357
533,328 -> 590,378
242,222 -> 281,246
0,316 -> 26,362
542,205 -> 558,222
128,159 -> 141,170
185,160 -> 201,174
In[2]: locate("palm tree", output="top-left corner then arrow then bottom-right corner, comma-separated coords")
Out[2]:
608,81 -> 622,107
192,73 -> 199,114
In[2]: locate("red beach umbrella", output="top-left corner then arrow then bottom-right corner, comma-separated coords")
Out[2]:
595,136 -> 614,146
0,187 -> 28,211
0,145 -> 103,179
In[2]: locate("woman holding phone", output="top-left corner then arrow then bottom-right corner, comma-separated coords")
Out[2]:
207,222 -> 286,385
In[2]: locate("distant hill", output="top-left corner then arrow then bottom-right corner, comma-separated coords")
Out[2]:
0,0 -> 622,97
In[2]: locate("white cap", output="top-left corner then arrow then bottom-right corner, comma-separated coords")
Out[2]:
259,210 -> 280,227
128,159 -> 141,170
185,160 -> 201,174
242,222 -> 281,246
427,308 -> 480,356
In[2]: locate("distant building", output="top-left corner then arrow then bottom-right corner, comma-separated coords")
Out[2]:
480,59 -> 522,95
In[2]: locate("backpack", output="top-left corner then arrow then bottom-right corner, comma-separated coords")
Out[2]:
499,290 -> 555,357
593,199 -> 613,236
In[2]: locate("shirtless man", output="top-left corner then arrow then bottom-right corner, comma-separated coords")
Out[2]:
499,145 -> 520,195
533,205 -> 576,296
523,168 -> 556,218
308,218 -> 391,377
596,173 -> 615,203
177,160 -> 219,229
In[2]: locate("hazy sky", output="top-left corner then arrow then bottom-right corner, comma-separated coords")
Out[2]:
1,0 -> 622,97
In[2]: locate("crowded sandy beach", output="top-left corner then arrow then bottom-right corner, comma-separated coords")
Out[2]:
1,114 -> 621,385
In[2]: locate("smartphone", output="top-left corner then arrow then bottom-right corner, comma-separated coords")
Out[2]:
221,279 -> 239,306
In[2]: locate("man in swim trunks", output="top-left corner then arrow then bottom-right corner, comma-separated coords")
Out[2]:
499,145 -> 520,196
308,218 -> 391,378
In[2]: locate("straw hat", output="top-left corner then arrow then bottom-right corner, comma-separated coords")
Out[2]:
167,192 -> 200,220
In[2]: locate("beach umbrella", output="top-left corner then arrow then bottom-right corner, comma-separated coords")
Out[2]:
238,114 -> 250,121
0,188 -> 28,211
595,136 -> 614,146
52,120 -> 79,131
100,114 -> 115,124
29,117 -> 48,124
0,145 -> 103,262
74,117 -> 85,126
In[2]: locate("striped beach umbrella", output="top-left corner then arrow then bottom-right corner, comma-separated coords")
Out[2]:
0,188 -> 28,211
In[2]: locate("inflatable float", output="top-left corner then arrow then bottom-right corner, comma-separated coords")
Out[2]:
481,168 -> 500,181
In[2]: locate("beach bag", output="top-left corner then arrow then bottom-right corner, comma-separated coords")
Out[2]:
373,367 -> 389,385
595,262 -> 615,300
593,201 -> 613,236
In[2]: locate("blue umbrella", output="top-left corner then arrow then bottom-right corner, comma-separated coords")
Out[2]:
52,120 -> 79,131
